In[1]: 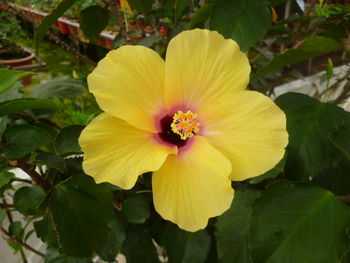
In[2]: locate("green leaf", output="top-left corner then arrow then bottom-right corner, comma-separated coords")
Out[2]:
9,221 -> 24,239
31,76 -> 83,99
216,189 -> 261,263
275,93 -> 350,180
0,69 -> 33,95
0,209 -> 5,225
122,226 -> 159,263
35,0 -> 79,52
330,124 -> 350,161
3,124 -> 54,159
128,0 -> 154,14
49,175 -> 124,259
210,0 -> 272,51
79,6 -> 110,42
0,171 -> 14,188
257,36 -> 341,76
55,125 -> 84,156
121,194 -> 150,224
250,180 -> 350,263
174,0 -> 191,21
0,98 -> 57,117
34,214 -> 59,248
189,3 -> 214,29
36,152 -> 67,173
314,157 -> 350,195
162,224 -> 211,263
0,82 -> 23,103
45,248 -> 92,263
136,36 -> 161,47
14,186 -> 45,216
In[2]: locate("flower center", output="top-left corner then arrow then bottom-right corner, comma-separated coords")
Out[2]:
171,111 -> 200,140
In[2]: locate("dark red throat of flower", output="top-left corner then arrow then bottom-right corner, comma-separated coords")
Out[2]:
158,115 -> 187,148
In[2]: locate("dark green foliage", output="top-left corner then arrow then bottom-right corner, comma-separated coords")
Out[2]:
14,186 -> 45,216
250,181 -> 350,263
2,124 -> 55,159
210,0 -> 272,51
0,98 -> 57,117
275,93 -> 350,180
121,193 -> 150,224
79,6 -> 110,42
257,36 -> 342,76
54,125 -> 84,156
162,224 -> 211,263
35,0 -> 79,52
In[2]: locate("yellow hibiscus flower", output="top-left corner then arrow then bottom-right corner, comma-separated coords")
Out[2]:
79,29 -> 288,232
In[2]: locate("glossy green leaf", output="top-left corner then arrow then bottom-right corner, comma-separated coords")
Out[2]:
3,124 -> 55,159
122,226 -> 159,263
162,224 -> 211,263
257,36 -> 341,76
250,180 -> 350,263
34,214 -> 59,248
45,248 -> 92,263
14,186 -> 45,216
0,98 -> 57,117
189,3 -> 213,29
49,175 -> 124,259
275,93 -> 350,180
0,69 -> 33,95
314,157 -> 350,195
9,221 -> 23,239
79,6 -> 110,42
31,76 -> 83,99
36,152 -> 67,173
35,0 -> 79,52
136,36 -> 161,47
210,0 -> 271,51
55,125 -> 84,156
330,124 -> 350,161
174,0 -> 191,21
121,194 -> 150,224
0,171 -> 14,188
216,189 -> 261,263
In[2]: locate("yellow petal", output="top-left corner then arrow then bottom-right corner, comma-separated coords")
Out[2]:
152,136 -> 233,232
79,113 -> 176,189
164,29 -> 250,110
88,46 -> 165,133
199,91 -> 288,181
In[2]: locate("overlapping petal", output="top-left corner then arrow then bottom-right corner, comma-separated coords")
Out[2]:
88,46 -> 165,132
79,113 -> 176,189
164,29 -> 250,111
198,91 -> 288,181
152,136 -> 233,232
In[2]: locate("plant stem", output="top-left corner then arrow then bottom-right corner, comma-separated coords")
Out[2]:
16,160 -> 51,192
0,203 -> 15,209
0,227 -> 45,257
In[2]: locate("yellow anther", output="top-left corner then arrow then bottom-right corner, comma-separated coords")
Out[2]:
171,110 -> 200,140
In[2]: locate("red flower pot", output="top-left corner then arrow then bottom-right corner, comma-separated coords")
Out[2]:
58,21 -> 70,34
68,24 -> 80,36
98,37 -> 106,47
0,50 -> 35,86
